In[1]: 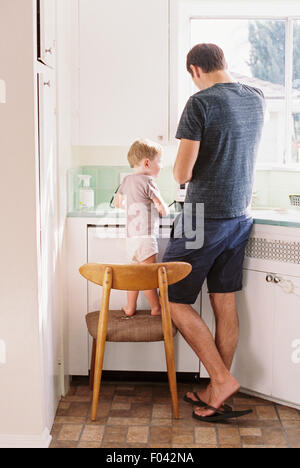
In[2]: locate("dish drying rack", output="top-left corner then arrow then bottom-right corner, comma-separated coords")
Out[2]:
289,194 -> 300,208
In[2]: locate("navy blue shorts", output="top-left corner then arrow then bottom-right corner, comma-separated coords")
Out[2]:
162,213 -> 253,304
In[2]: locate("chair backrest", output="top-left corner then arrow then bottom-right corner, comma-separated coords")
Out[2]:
79,262 -> 192,291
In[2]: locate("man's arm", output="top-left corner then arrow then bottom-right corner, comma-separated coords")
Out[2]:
173,139 -> 200,185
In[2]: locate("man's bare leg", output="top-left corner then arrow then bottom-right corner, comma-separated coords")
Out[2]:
186,292 -> 239,405
170,302 -> 240,416
210,292 -> 239,368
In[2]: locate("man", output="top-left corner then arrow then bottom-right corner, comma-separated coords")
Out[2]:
163,43 -> 265,422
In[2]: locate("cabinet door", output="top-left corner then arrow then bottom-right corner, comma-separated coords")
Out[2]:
38,0 -> 56,68
79,0 -> 168,145
87,228 -> 200,373
272,275 -> 300,406
232,270 -> 275,395
37,71 -> 60,427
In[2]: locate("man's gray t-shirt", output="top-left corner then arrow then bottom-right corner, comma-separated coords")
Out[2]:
176,82 -> 265,218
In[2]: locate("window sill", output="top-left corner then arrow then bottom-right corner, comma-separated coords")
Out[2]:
256,165 -> 300,172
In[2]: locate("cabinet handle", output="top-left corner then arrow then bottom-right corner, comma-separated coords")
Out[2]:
274,276 -> 281,284
45,47 -> 53,55
44,81 -> 51,88
266,275 -> 273,282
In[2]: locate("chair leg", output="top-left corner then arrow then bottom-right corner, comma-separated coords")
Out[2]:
89,339 -> 96,390
158,267 -> 179,419
91,267 -> 112,421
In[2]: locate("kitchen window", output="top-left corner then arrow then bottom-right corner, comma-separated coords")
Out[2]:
171,2 -> 300,171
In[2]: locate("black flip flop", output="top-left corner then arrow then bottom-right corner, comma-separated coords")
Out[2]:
184,392 -> 233,412
192,404 -> 252,423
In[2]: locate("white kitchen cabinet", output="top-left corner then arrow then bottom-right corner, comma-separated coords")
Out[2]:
37,68 -> 61,428
232,270 -> 275,395
37,0 -> 56,68
200,270 -> 275,396
200,265 -> 300,407
78,0 -> 169,145
272,275 -> 300,406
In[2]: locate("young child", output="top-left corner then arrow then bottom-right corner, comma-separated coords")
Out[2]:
114,139 -> 169,316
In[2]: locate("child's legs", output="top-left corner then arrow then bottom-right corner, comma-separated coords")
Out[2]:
123,290 -> 139,316
142,254 -> 161,315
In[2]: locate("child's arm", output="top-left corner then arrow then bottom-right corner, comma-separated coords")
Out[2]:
152,196 -> 169,217
113,192 -> 125,209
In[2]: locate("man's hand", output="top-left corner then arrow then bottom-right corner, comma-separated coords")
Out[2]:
173,139 -> 200,184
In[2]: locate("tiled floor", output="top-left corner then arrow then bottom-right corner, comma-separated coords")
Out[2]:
50,380 -> 300,448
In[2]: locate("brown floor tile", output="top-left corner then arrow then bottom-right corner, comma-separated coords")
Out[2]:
50,440 -> 78,448
107,417 -> 150,426
127,426 -> 149,444
218,426 -> 241,446
56,402 -> 71,416
149,443 -> 172,448
150,426 -> 172,445
281,420 -> 300,430
77,441 -> 100,448
152,418 -> 172,426
80,425 -> 105,442
109,409 -> 132,418
172,426 -> 194,445
58,424 -> 83,442
101,442 -> 128,448
194,427 -> 217,445
240,428 -> 262,437
262,427 -> 288,447
152,404 -> 172,419
76,386 -> 92,397
111,401 -> 131,410
241,436 -> 264,446
130,403 -> 152,418
55,416 -> 86,425
256,406 -> 279,420
88,401 -> 111,419
285,428 -> 300,448
102,425 -> 127,444
277,405 -> 300,421
50,423 -> 62,439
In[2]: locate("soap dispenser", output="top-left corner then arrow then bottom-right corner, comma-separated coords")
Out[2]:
78,175 -> 94,210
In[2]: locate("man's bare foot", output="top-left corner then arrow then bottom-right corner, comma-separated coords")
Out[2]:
194,375 -> 240,418
122,307 -> 136,317
186,385 -> 211,405
151,307 -> 161,316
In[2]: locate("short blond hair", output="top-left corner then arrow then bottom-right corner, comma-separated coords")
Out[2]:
127,139 -> 162,168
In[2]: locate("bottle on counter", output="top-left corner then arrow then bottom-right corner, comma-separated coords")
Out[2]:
78,175 -> 94,210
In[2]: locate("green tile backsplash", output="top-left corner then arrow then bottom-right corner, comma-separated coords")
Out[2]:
68,166 -> 177,211
68,164 -> 300,212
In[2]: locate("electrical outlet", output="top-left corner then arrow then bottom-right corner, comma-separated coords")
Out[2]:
0,340 -> 6,364
0,79 -> 6,104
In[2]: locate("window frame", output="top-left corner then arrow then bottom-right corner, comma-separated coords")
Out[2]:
170,0 -> 300,171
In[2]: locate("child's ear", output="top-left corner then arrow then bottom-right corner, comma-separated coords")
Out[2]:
144,158 -> 150,167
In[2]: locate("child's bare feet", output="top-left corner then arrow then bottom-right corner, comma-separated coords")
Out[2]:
122,306 -> 136,317
151,307 -> 161,316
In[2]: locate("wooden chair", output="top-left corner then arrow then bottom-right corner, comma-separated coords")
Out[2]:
79,262 -> 192,421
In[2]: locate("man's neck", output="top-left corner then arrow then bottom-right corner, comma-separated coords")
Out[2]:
201,71 -> 234,90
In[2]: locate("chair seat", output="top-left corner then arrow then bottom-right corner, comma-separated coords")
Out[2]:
86,309 -> 178,342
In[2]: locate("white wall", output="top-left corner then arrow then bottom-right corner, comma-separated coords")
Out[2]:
0,0 -> 46,441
